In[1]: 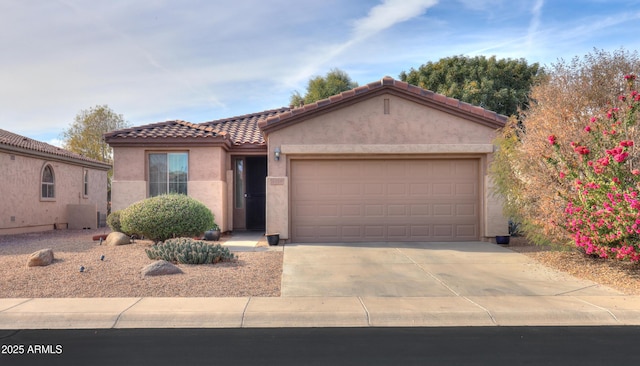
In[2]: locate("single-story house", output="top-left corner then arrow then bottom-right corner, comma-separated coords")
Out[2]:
0,129 -> 111,235
105,76 -> 508,243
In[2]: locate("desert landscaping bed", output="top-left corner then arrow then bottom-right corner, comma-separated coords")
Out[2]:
508,237 -> 640,295
0,230 -> 639,297
0,229 -> 282,298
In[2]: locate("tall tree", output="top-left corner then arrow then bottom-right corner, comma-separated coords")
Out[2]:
290,68 -> 359,106
62,105 -> 128,162
400,55 -> 543,117
62,105 -> 129,200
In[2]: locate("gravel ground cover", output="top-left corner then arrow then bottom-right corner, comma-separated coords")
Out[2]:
1,230 -> 638,297
508,236 -> 640,295
0,229 -> 282,298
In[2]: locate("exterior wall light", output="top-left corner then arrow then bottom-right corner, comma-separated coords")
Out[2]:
274,147 -> 281,161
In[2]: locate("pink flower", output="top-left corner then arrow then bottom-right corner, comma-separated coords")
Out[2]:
574,146 -> 590,155
614,153 -> 629,163
624,74 -> 637,81
632,169 -> 640,175
620,140 -> 634,147
598,156 -> 610,166
584,126 -> 592,132
559,172 -> 566,179
548,135 -> 557,145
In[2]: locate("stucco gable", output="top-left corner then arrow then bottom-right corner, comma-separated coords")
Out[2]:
259,76 -> 508,134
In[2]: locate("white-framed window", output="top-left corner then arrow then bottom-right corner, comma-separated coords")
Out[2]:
148,152 -> 188,196
41,164 -> 55,199
83,169 -> 89,197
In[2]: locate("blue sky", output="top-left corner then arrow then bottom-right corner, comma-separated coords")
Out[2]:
1,0 -> 639,146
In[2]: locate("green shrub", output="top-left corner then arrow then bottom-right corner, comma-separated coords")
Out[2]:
106,210 -> 126,234
145,238 -> 235,265
120,194 -> 215,242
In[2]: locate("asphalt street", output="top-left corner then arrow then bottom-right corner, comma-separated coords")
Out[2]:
1,326 -> 639,366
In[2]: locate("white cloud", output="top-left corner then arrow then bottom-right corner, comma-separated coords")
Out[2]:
283,0 -> 439,86
47,138 -> 65,148
352,0 -> 439,40
526,0 -> 544,51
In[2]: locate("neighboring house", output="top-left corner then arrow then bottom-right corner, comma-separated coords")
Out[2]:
0,129 -> 111,235
105,76 -> 509,243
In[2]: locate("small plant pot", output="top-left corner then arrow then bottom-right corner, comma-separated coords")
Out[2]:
495,235 -> 510,245
204,229 -> 221,241
266,234 -> 280,246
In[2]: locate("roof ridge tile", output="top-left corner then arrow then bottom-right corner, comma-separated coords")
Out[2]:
260,76 -> 508,131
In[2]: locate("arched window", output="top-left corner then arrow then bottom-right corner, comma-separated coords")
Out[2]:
41,164 -> 55,198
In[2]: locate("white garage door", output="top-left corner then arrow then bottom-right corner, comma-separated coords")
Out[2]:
291,159 -> 479,242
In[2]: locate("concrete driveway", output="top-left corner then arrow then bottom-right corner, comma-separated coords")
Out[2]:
281,241 -> 622,297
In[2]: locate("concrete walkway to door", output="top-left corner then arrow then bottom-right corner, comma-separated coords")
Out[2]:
282,241 -> 622,297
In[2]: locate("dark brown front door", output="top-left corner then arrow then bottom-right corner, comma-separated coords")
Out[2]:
233,156 -> 267,231
245,156 -> 266,230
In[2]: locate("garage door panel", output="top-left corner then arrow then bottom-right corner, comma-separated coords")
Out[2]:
410,225 -> 431,237
364,205 -> 385,216
388,205 -> 408,216
456,183 -> 477,195
388,183 -> 407,195
433,204 -> 453,216
456,204 -> 477,216
457,225 -> 477,237
432,183 -> 453,196
433,225 -> 453,237
291,159 -> 479,242
410,204 -> 431,216
409,183 -> 431,195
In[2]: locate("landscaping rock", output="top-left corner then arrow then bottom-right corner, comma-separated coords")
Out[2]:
27,248 -> 54,267
105,232 -> 131,246
141,260 -> 183,277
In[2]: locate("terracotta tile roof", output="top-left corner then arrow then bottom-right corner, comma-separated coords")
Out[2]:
201,107 -> 290,145
260,76 -> 508,131
0,128 -> 111,168
104,120 -> 225,141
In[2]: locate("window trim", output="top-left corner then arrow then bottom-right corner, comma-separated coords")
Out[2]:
83,169 -> 89,197
40,163 -> 55,201
147,152 -> 189,197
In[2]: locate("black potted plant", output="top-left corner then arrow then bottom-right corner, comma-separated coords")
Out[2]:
204,223 -> 221,241
266,233 -> 280,246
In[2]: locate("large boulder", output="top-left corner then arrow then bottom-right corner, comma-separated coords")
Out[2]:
105,232 -> 131,246
27,248 -> 54,267
141,260 -> 183,277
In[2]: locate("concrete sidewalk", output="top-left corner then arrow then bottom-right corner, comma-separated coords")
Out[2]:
1,295 -> 640,329
2,239 -> 639,329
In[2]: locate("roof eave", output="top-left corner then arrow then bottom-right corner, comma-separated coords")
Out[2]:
105,136 -> 232,149
259,84 -> 507,134
0,144 -> 112,170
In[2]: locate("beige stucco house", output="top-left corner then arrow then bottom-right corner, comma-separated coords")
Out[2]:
0,129 -> 111,235
105,77 -> 508,243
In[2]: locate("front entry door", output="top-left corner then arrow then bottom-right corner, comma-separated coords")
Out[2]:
233,156 -> 267,231
245,156 -> 266,230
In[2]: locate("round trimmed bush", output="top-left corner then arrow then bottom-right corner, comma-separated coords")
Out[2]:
120,194 -> 215,242
106,210 -> 126,234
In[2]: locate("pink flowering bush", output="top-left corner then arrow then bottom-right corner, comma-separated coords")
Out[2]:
547,75 -> 640,262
